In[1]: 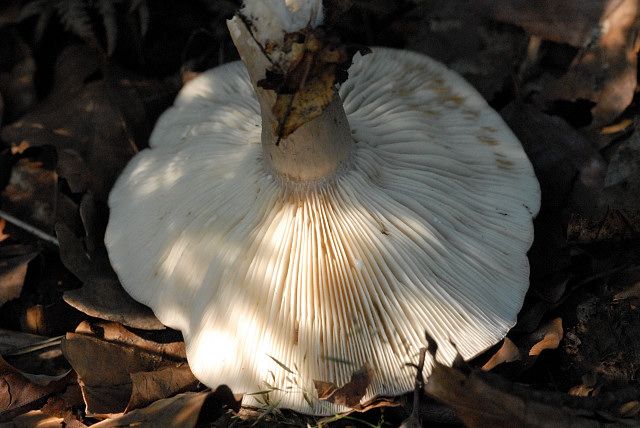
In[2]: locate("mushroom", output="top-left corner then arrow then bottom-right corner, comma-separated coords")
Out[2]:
105,0 -> 540,415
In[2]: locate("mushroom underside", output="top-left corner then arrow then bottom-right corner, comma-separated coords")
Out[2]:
105,48 -> 540,415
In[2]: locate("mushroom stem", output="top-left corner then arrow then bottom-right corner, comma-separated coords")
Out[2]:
228,16 -> 354,183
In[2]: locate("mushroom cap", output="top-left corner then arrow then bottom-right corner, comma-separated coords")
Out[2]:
105,48 -> 540,415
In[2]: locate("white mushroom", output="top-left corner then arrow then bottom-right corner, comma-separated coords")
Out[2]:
105,0 -> 540,415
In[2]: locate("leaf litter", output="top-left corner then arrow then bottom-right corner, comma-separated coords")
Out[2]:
1,0 -> 640,426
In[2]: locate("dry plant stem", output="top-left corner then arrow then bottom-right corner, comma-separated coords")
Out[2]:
227,16 -> 354,182
0,209 -> 59,246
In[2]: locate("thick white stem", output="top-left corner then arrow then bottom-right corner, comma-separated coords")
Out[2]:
227,16 -> 354,182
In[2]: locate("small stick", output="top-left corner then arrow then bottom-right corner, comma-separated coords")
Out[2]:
0,209 -> 59,246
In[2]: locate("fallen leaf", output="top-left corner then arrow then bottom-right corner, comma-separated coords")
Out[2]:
1,410 -> 65,428
0,45 -> 174,201
75,321 -> 185,360
568,210 -> 640,243
61,332 -> 194,415
423,341 -> 639,428
57,218 -> 163,331
127,365 -> 199,411
401,2 -> 527,100
90,390 -> 236,428
0,356 -> 71,422
0,247 -> 38,306
482,338 -> 521,371
1,153 -> 58,233
529,318 -> 563,357
476,0 -> 616,47
614,281 -> 640,301
0,29 -> 36,121
314,363 -> 373,408
501,102 -> 606,213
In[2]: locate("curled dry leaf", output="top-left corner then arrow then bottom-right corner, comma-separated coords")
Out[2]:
0,29 -> 36,121
57,221 -> 163,331
90,389 -> 240,428
314,363 -> 373,408
257,27 -> 365,141
0,44 -> 174,201
74,321 -> 185,360
60,331 -> 196,415
529,318 -> 563,357
0,356 -> 72,422
481,338 -> 521,371
0,246 -> 38,306
614,281 -> 640,302
424,345 -> 639,428
1,154 -> 58,233
2,410 -> 65,428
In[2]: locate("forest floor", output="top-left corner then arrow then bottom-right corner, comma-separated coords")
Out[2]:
1,1 -> 639,427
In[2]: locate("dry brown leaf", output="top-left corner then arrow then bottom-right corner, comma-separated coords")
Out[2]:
568,210 -> 640,243
614,282 -> 640,301
476,0 -> 616,47
424,346 -> 638,427
314,363 -> 373,408
0,248 -> 37,306
482,338 -> 521,371
0,219 -> 8,242
529,318 -> 563,357
61,332 -> 194,415
127,365 -> 199,412
75,321 -> 185,360
0,44 -> 174,201
0,30 -> 36,121
1,410 -> 65,428
501,102 -> 606,213
0,356 -> 71,422
1,154 -> 58,233
401,2 -> 527,101
90,391 -> 211,428
619,401 -> 640,417
257,28 -> 361,141
57,220 -> 163,330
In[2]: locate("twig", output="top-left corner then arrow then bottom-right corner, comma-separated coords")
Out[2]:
0,209 -> 59,246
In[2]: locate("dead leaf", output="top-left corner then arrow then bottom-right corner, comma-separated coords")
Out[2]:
0,29 -> 36,121
1,410 -> 65,428
529,318 -> 563,356
402,2 -> 527,100
0,219 -> 8,242
568,210 -> 640,243
1,154 -> 58,233
61,331 -> 194,415
476,0 -> 617,47
127,365 -> 199,411
57,219 -> 163,331
424,344 -> 639,427
501,102 -> 606,213
314,363 -> 373,408
74,321 -> 185,360
614,281 -> 640,301
90,391 -> 218,428
482,338 -> 521,371
0,247 -> 38,306
0,45 -> 174,201
0,356 -> 71,422
257,27 -> 363,141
